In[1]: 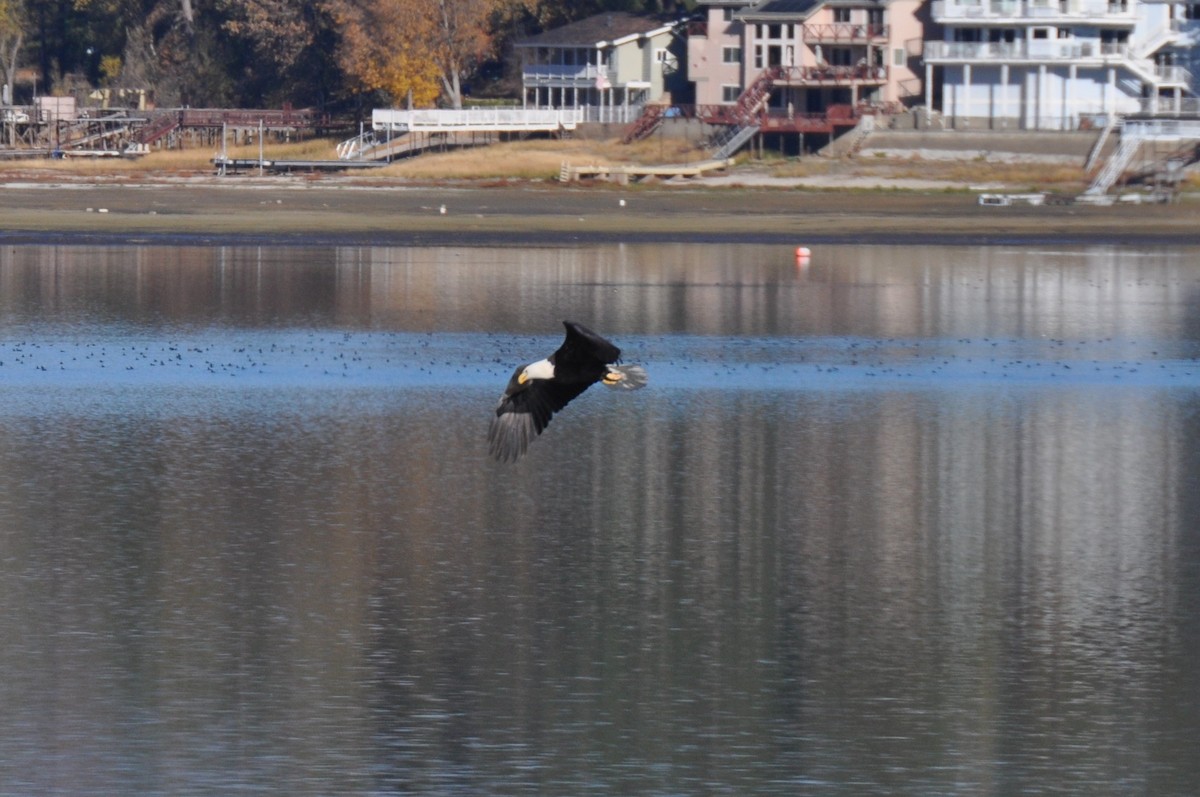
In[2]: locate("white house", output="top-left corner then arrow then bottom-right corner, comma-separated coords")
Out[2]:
515,13 -> 685,123
924,0 -> 1199,130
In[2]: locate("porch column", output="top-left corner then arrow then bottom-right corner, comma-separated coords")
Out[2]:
924,62 -> 933,122
1037,64 -> 1046,130
963,63 -> 971,128
1068,64 -> 1076,130
1000,64 -> 1009,128
1106,67 -> 1115,118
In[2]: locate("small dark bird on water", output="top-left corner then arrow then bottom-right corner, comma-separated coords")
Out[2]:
488,321 -> 648,462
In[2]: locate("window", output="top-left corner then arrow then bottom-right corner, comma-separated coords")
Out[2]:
834,8 -> 851,23
893,47 -> 905,67
722,85 -> 741,102
722,46 -> 742,64
1057,27 -> 1071,39
1032,28 -> 1050,40
723,8 -> 735,22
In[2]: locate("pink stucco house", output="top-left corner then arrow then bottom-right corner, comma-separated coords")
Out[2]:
687,0 -> 926,115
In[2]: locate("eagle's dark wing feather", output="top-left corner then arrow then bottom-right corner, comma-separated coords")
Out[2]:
488,378 -> 593,462
556,321 -> 621,369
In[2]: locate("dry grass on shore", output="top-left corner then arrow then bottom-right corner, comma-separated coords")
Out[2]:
2,134 -> 1196,192
371,136 -> 712,180
764,152 -> 1092,190
1,139 -> 336,177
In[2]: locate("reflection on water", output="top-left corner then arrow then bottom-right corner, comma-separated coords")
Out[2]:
1,243 -> 1198,795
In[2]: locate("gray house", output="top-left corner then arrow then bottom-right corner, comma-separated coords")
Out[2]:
515,13 -> 685,123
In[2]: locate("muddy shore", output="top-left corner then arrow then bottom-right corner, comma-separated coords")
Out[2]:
1,177 -> 1198,247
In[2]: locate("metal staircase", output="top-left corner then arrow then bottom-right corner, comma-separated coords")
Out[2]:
707,67 -> 779,159
711,124 -> 761,160
621,104 -> 664,144
1083,130 -> 1143,196
1084,114 -> 1119,173
135,111 -> 182,145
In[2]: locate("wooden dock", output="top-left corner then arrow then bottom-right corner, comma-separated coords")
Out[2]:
559,158 -> 734,184
212,156 -> 389,174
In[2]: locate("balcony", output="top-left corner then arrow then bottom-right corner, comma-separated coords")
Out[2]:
521,64 -> 618,87
932,0 -> 1135,24
924,39 -> 1131,63
803,23 -> 889,43
771,64 -> 888,85
1155,65 -> 1193,88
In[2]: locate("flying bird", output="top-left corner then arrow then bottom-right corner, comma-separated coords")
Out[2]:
488,321 -> 648,462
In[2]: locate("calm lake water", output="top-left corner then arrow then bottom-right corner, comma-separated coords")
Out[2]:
1,241 -> 1199,795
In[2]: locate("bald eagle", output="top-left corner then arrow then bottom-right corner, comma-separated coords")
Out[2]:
488,321 -> 648,462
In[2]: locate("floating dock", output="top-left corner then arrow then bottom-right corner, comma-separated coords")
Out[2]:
559,158 -> 734,184
212,156 -> 389,174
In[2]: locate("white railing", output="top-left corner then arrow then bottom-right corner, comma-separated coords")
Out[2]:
1136,97 -> 1200,116
1155,65 -> 1192,85
520,104 -> 646,124
1123,115 -> 1200,138
336,132 -> 375,160
932,0 -> 1134,21
580,104 -> 644,124
372,107 -> 585,133
521,65 -> 616,84
925,40 -> 1130,61
926,40 -> 1189,93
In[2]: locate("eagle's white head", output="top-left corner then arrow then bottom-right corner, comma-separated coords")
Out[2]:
518,358 -> 555,384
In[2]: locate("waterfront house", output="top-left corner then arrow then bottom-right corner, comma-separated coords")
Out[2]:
515,13 -> 687,124
924,0 -> 1199,129
687,0 -> 927,113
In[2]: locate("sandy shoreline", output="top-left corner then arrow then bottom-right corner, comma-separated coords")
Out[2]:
1,176 -> 1198,246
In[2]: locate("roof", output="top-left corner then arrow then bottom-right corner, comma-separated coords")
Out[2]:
753,0 -> 822,11
737,0 -> 886,18
515,12 -> 677,48
738,0 -> 822,18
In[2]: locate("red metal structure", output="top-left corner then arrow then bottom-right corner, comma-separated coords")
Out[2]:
622,65 -> 886,147
136,108 -> 320,146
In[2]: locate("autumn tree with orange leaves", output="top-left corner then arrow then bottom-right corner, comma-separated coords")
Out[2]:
330,0 -> 535,109
328,0 -> 440,107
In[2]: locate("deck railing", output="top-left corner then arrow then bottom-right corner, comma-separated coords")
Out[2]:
924,40 -> 1131,61
803,23 -> 888,42
521,65 -> 616,85
932,0 -> 1135,21
372,107 -> 585,133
